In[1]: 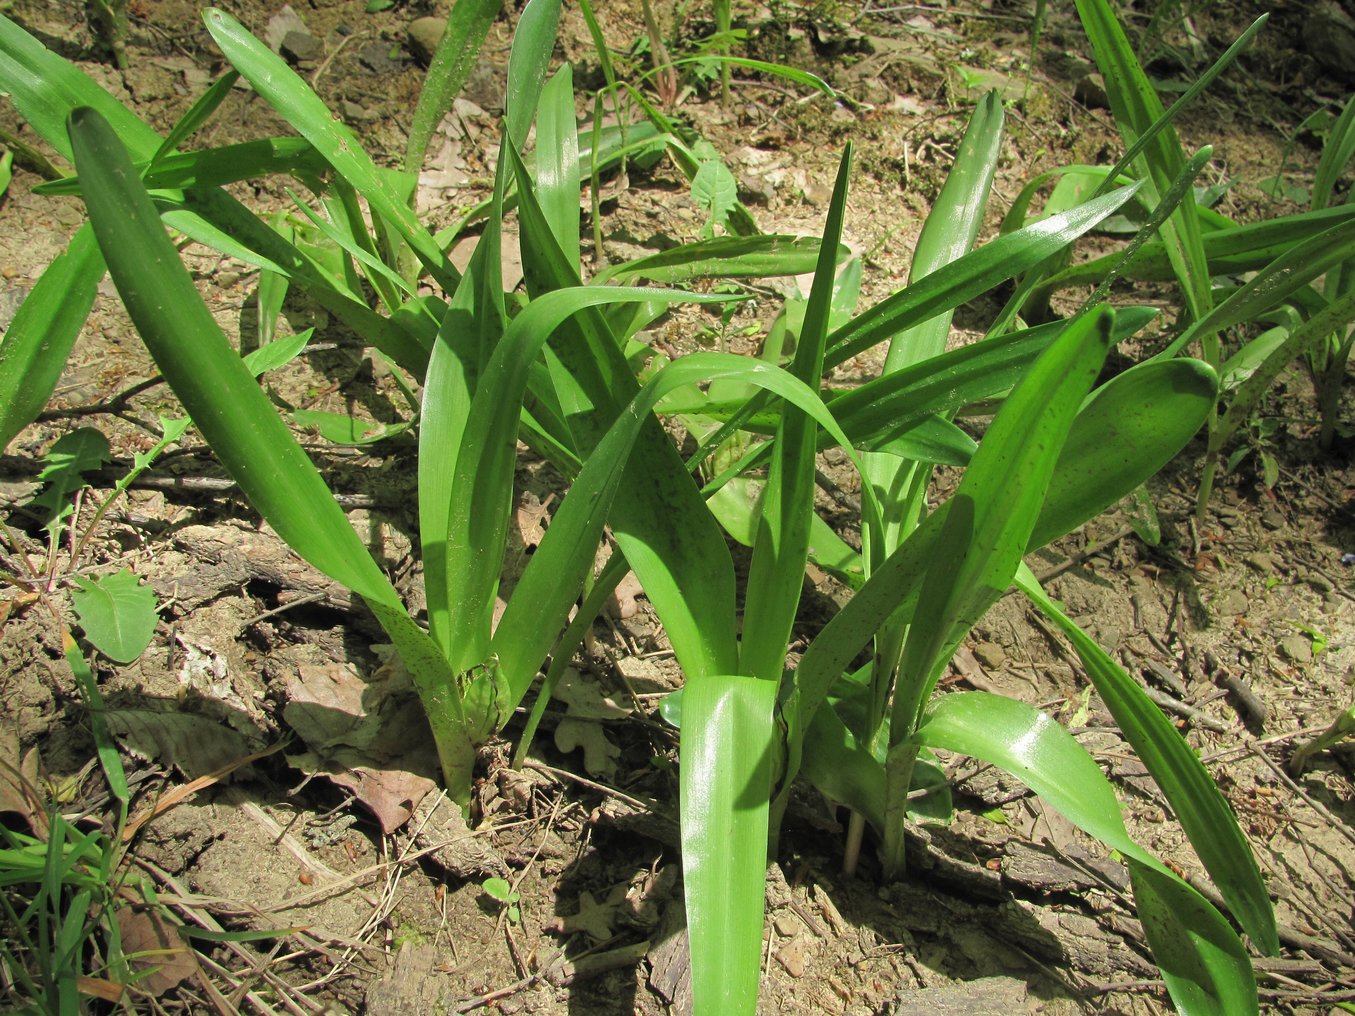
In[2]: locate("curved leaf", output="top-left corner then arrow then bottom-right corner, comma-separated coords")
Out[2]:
916,691 -> 1256,1016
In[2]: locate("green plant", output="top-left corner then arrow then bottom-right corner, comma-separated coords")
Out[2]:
0,5 -> 1278,1015
1016,7 -> 1355,513
481,877 -> 522,924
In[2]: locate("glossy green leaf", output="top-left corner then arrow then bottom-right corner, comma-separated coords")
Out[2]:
916,691 -> 1257,1016
0,224 -> 103,452
596,235 -> 834,285
149,69 -> 240,168
505,0 -> 561,150
1075,0 -> 1211,319
508,140 -> 740,682
70,569 -> 158,664
680,672 -> 776,1016
404,0 -> 501,172
742,145 -> 854,680
202,8 -> 456,291
825,185 -> 1139,369
443,284 -> 730,673
536,63 -> 581,272
1046,203 -> 1355,289
891,307 -> 1115,737
68,106 -> 479,798
1017,567 -> 1277,954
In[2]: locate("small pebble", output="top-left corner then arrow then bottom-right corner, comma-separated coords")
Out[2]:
1279,634 -> 1312,664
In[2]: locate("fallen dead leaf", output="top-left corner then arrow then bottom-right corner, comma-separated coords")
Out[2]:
116,907 -> 197,996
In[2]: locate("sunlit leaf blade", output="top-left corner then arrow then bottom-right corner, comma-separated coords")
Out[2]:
1159,216 -> 1355,360
505,0 -> 562,150
0,224 -> 102,451
202,8 -> 456,290
497,351 -> 865,700
680,672 -> 776,1016
443,285 -> 730,673
1045,203 -> 1355,290
596,235 -> 834,285
536,63 -> 581,271
1313,94 -> 1355,212
36,138 -> 327,196
742,144 -> 853,680
70,569 -> 158,664
892,307 -> 1115,737
916,692 -> 1257,1016
1016,567 -> 1277,954
1075,0 -> 1211,319
150,69 -> 240,168
404,0 -> 500,172
0,12 -> 158,160
1030,356 -> 1216,547
825,185 -> 1139,368
420,143 -> 509,656
68,106 -> 477,798
506,141 -> 740,681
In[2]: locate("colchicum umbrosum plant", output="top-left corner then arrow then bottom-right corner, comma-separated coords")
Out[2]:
0,0 -> 1277,1012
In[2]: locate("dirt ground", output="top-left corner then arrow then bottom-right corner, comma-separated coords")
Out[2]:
1,0 -> 1354,1012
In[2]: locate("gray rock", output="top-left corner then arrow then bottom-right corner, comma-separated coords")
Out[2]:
280,29 -> 322,65
1303,0 -> 1355,82
408,16 -> 444,66
1075,72 -> 1109,109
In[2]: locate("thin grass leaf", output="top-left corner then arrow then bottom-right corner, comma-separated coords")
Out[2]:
202,8 -> 456,291
1313,94 -> 1355,212
1075,0 -> 1212,319
149,69 -> 240,168
741,145 -> 853,680
825,185 -> 1139,369
595,235 -> 832,284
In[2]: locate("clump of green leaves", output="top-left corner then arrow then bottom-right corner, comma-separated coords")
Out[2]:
0,3 -> 1281,1014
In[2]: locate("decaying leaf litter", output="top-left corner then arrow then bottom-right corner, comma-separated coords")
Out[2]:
0,0 -> 1353,1012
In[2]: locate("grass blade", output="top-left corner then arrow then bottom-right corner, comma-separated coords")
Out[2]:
917,692 -> 1256,1016
1017,567 -> 1277,954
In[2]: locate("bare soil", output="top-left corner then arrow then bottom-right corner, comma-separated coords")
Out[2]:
1,0 -> 1353,1013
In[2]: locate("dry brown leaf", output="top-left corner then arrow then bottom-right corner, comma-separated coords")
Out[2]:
115,907 -> 197,996
283,663 -> 440,832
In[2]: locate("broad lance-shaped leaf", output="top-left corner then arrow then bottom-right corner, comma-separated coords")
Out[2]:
742,145 -> 855,681
892,307 -> 1116,739
780,350 -> 1216,809
916,692 -> 1257,1016
680,673 -> 775,1016
202,8 -> 456,292
1016,566 -> 1277,955
0,224 -> 102,452
497,351 -> 871,704
825,184 -> 1139,369
506,140 -> 740,682
67,107 -> 480,799
442,285 -> 733,675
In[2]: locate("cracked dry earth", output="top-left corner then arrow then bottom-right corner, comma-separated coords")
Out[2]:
1,0 -> 1355,1012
